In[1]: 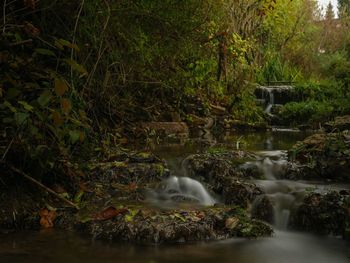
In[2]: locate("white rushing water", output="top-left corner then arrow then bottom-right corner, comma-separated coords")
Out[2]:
264,89 -> 274,114
147,176 -> 216,207
241,150 -> 297,229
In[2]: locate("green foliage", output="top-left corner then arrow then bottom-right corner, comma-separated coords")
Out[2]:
281,101 -> 334,124
256,53 -> 302,83
319,52 -> 350,94
0,27 -> 91,174
280,98 -> 350,125
230,89 -> 265,123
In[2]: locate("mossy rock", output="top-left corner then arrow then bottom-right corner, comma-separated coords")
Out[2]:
325,115 -> 350,132
288,132 -> 350,181
291,191 -> 350,238
77,206 -> 273,244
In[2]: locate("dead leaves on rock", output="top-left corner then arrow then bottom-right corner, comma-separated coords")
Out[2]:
39,208 -> 57,228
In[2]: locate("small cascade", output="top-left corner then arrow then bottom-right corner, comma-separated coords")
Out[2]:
270,193 -> 295,229
147,176 -> 216,207
242,150 -> 298,230
255,85 -> 295,115
240,150 -> 288,180
264,89 -> 275,114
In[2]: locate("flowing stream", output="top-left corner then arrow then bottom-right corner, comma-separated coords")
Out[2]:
1,130 -> 349,263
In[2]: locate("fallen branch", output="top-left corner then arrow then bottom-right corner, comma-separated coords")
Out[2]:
9,39 -> 33,46
1,161 -> 79,210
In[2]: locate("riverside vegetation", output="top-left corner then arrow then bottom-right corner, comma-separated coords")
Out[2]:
0,0 -> 350,246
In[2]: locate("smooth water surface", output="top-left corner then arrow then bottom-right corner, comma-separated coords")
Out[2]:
0,230 -> 349,263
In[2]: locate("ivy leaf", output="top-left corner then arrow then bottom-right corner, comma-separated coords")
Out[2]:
61,98 -> 72,115
55,39 -> 80,51
69,130 -> 81,144
14,112 -> 29,126
4,101 -> 17,113
63,59 -> 88,77
18,100 -> 34,112
54,77 -> 69,96
35,48 -> 56,57
37,90 -> 52,107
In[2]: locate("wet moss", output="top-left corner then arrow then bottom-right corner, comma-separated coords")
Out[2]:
288,131 -> 350,181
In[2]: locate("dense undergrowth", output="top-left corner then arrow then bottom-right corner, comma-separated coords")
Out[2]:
0,0 -> 349,177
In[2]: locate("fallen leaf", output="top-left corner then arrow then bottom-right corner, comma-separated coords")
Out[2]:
54,77 -> 69,96
124,209 -> 139,222
128,182 -> 138,191
93,206 -> 129,221
174,212 -> 186,222
52,111 -> 64,126
39,208 -> 57,228
61,98 -> 72,115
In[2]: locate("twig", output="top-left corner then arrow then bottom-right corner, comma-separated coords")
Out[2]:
1,162 -> 79,210
1,137 -> 14,161
70,0 -> 85,88
84,0 -> 110,92
9,39 -> 33,46
2,0 -> 7,34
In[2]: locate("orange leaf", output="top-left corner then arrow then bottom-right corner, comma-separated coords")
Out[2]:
24,22 -> 40,37
52,111 -> 64,126
39,209 -> 57,228
61,98 -> 72,115
54,78 -> 68,96
128,182 -> 138,191
79,131 -> 85,142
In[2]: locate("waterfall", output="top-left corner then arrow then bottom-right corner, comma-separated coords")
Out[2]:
147,176 -> 216,207
264,88 -> 275,114
255,85 -> 295,114
243,150 -> 297,230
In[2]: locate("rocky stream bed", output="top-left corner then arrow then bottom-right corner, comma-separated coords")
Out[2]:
1,119 -> 350,262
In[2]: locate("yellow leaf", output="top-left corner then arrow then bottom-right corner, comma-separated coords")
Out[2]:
79,131 -> 85,142
54,78 -> 68,96
79,110 -> 87,119
63,59 -> 88,77
52,111 -> 64,126
61,98 -> 72,115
